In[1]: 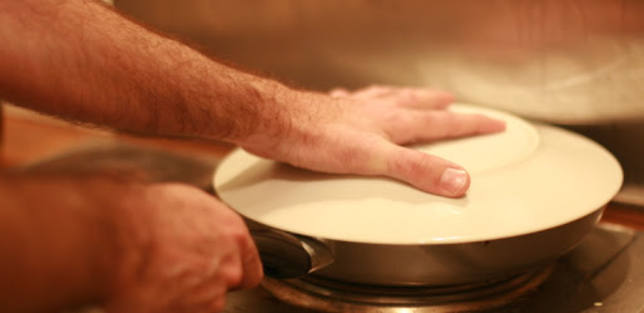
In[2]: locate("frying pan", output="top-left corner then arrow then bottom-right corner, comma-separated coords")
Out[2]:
214,105 -> 623,286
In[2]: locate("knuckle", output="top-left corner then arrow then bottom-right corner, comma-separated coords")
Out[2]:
223,225 -> 254,257
383,110 -> 409,126
209,296 -> 227,313
390,89 -> 416,105
368,85 -> 388,92
402,88 -> 418,98
472,114 -> 489,131
427,112 -> 450,137
455,113 -> 482,135
231,229 -> 251,248
221,226 -> 250,252
389,150 -> 426,179
412,155 -> 434,180
388,150 -> 446,191
334,138 -> 384,175
220,213 -> 246,233
423,111 -> 441,124
246,270 -> 264,288
225,263 -> 244,287
394,97 -> 411,106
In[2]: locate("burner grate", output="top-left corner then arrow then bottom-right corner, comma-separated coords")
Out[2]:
262,266 -> 554,313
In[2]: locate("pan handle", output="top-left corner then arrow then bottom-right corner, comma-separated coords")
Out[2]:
248,222 -> 334,279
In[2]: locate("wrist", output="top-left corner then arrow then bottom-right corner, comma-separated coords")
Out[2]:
228,81 -> 296,148
98,181 -> 153,303
234,86 -> 339,157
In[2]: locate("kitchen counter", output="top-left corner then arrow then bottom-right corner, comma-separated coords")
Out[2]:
1,104 -> 643,230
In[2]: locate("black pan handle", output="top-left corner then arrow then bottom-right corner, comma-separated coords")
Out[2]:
248,223 -> 334,279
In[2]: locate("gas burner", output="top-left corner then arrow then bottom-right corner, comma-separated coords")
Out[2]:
262,266 -> 554,313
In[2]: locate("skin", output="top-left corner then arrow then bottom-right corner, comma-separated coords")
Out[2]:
0,0 -> 505,312
0,175 -> 261,313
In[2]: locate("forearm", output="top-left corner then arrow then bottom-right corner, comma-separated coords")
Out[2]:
0,0 -> 295,143
0,174 -> 121,313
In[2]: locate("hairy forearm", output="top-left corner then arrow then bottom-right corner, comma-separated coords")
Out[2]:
0,174 -> 121,313
0,0 -> 295,143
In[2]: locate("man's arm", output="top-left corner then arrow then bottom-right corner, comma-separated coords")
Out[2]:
0,0 -> 287,142
0,174 -> 262,313
0,0 -> 505,197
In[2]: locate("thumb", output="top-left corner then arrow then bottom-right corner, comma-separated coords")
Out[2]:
379,143 -> 470,197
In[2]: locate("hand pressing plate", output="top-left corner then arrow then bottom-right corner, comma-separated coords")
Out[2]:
214,104 -> 622,245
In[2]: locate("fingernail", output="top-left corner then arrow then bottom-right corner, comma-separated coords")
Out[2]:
439,168 -> 468,195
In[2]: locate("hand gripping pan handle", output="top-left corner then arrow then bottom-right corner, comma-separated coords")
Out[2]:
248,222 -> 334,279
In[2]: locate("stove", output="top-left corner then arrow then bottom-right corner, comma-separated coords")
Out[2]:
225,223 -> 644,313
260,266 -> 554,312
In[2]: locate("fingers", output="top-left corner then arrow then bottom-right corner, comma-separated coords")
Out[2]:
220,217 -> 263,291
384,88 -> 454,110
352,85 -> 398,99
330,85 -> 454,110
369,109 -> 505,196
388,111 -> 506,145
379,143 -> 471,197
236,226 -> 264,289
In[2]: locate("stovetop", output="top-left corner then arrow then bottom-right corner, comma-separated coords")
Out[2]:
224,223 -> 644,313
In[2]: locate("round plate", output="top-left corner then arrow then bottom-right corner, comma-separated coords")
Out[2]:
417,106 -> 540,175
214,105 -> 623,244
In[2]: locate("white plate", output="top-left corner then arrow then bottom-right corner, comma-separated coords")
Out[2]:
214,105 -> 623,244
